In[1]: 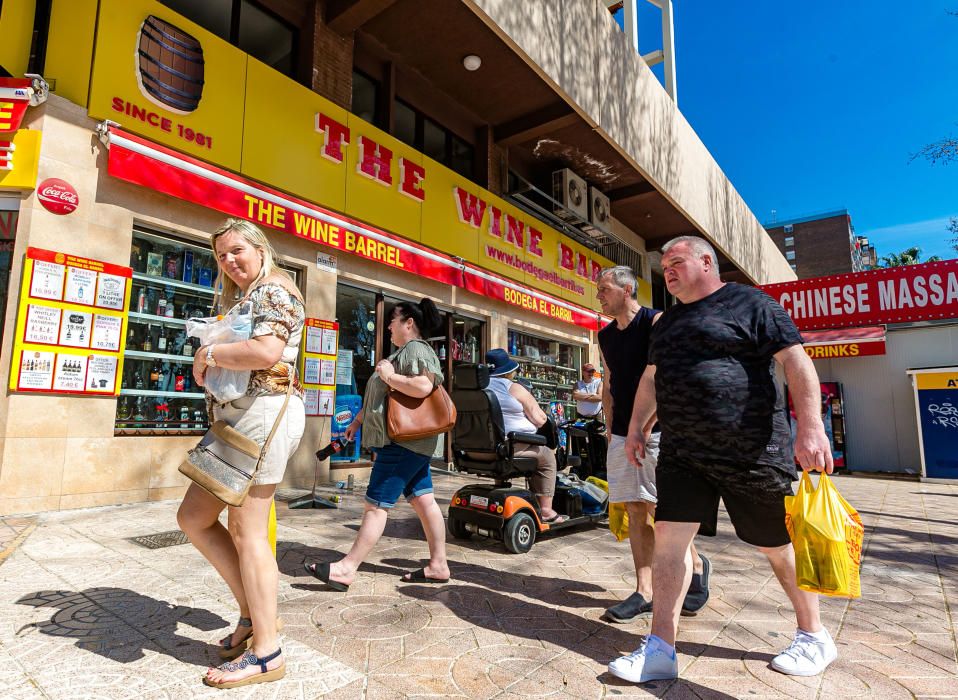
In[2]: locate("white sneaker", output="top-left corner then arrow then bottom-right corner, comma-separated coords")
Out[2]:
771,628 -> 838,676
608,636 -> 678,683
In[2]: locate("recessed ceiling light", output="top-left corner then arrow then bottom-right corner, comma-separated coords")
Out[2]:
463,54 -> 482,71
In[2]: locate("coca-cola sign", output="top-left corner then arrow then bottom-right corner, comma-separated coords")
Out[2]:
37,178 -> 79,215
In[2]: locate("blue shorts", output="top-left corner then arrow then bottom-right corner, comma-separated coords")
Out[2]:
365,443 -> 434,508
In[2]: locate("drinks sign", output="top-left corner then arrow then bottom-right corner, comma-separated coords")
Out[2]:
9,248 -> 133,395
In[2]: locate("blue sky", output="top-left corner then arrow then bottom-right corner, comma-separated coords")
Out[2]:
619,2 -> 958,261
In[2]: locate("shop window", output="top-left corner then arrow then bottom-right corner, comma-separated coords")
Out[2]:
159,0 -> 297,78
335,284 -> 378,462
506,328 -> 582,421
118,229 -> 219,436
392,98 -> 475,179
117,228 -> 299,436
0,201 -> 19,342
786,250 -> 796,261
351,70 -> 381,127
784,236 -> 794,247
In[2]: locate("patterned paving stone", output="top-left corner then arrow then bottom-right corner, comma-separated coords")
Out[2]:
0,473 -> 955,698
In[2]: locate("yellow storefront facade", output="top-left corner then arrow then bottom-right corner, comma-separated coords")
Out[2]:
0,0 -> 658,514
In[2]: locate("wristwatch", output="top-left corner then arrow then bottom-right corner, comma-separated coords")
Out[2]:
206,345 -> 217,368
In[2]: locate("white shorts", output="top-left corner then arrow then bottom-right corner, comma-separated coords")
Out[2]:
213,393 -> 306,485
606,432 -> 659,504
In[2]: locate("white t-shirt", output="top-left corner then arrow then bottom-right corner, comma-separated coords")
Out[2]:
575,377 -> 602,417
488,377 -> 537,434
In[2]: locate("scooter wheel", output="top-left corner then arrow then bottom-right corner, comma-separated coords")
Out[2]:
503,512 -> 536,554
448,516 -> 470,540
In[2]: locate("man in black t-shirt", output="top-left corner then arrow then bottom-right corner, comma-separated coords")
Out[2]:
608,237 -> 837,685
595,266 -> 709,625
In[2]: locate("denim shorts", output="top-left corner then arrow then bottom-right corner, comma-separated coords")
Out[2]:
365,442 -> 434,508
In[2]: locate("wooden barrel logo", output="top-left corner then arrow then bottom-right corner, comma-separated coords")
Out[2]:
135,15 -> 204,114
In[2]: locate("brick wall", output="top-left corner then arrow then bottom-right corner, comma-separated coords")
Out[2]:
312,0 -> 354,109
766,214 -> 854,279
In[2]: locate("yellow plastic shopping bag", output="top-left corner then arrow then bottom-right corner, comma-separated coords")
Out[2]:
784,472 -> 864,598
587,476 -> 630,541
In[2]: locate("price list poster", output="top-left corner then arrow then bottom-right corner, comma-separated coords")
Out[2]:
300,318 -> 338,416
9,248 -> 132,395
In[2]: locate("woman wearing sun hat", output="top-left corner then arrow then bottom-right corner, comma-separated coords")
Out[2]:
485,348 -> 567,523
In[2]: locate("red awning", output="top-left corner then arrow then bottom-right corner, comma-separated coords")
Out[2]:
101,126 -> 601,331
803,326 -> 886,359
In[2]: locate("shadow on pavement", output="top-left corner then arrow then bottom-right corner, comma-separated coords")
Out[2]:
397,582 -> 771,671
16,588 -> 226,665
381,556 -> 613,609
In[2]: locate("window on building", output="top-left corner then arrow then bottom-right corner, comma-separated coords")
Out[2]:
784,236 -> 794,247
790,263 -> 797,271
159,0 -> 297,78
784,224 -> 794,233
392,98 -> 475,179
351,70 -> 381,127
786,250 -> 796,261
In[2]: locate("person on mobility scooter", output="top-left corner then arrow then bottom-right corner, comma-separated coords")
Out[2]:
446,351 -> 608,554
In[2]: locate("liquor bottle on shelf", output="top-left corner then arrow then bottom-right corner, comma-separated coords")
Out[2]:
174,365 -> 185,392
116,396 -> 132,423
182,336 -> 195,357
133,370 -> 144,389
126,325 -> 137,351
157,326 -> 168,353
142,325 -> 153,352
180,405 -> 190,429
439,343 -> 447,361
133,397 -> 146,421
136,287 -> 147,313
149,363 -> 160,389
156,297 -> 167,317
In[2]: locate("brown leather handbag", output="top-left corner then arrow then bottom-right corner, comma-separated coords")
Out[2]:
386,383 -> 457,441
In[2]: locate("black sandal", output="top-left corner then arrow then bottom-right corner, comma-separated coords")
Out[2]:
217,616 -> 285,660
218,616 -> 253,660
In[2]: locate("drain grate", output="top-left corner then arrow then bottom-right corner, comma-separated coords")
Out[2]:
128,530 -> 190,549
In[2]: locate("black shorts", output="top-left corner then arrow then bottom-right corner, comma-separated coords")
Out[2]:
655,458 -> 795,547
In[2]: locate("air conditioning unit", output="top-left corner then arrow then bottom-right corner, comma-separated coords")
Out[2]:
589,186 -> 612,233
552,168 -> 588,221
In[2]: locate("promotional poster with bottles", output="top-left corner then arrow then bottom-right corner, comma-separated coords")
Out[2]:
300,318 -> 338,416
9,248 -> 132,395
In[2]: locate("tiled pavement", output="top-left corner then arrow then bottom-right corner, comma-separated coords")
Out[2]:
0,473 -> 956,699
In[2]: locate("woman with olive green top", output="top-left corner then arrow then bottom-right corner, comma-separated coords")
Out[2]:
305,298 -> 451,588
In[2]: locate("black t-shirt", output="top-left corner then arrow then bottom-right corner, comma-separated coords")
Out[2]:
648,283 -> 803,475
597,306 -> 660,437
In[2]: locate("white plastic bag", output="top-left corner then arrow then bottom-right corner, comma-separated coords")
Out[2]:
186,300 -> 253,402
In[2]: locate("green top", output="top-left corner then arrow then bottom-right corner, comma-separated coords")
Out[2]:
361,339 -> 445,458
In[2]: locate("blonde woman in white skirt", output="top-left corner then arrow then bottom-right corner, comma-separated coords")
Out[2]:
177,219 -> 305,689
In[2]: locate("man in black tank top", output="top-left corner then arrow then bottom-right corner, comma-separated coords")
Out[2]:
595,266 -> 709,626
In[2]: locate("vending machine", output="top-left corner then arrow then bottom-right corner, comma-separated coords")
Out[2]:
819,382 -> 846,469
787,382 -> 847,469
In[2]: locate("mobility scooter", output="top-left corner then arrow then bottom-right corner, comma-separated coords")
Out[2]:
446,363 -> 607,554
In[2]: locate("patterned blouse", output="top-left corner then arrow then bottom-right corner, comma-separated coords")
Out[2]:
246,282 -> 305,398
205,282 -> 305,415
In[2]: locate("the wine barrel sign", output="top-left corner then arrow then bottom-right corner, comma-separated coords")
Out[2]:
135,15 -> 204,115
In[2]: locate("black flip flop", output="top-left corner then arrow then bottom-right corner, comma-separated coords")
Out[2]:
304,561 -> 349,591
400,567 -> 449,584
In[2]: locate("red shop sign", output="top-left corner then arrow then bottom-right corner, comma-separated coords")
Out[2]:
37,178 -> 79,215
760,260 -> 958,331
103,126 -> 602,331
